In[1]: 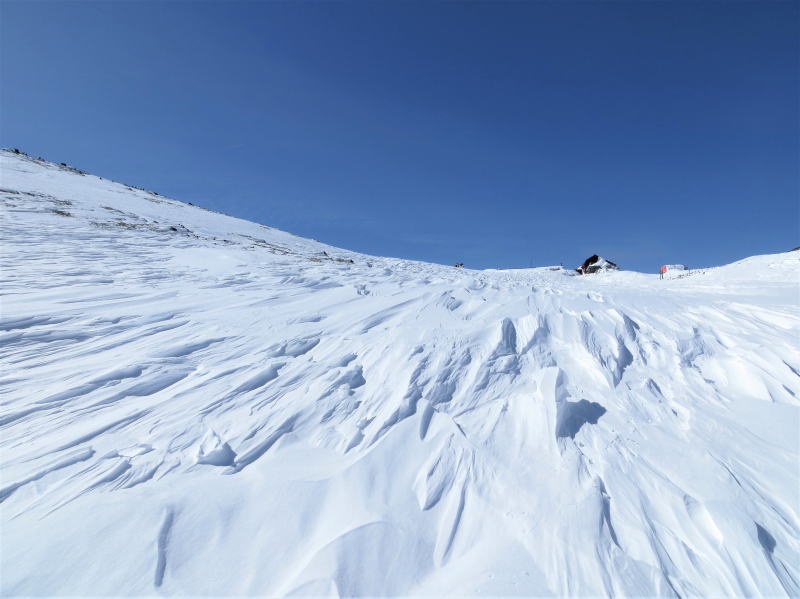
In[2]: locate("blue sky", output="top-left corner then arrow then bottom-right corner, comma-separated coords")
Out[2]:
2,1 -> 797,271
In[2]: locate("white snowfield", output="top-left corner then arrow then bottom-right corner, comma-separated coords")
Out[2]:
1,150 -> 799,597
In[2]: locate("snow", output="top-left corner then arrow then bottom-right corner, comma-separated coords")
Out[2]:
1,149 -> 799,596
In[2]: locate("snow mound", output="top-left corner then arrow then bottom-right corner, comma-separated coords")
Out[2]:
1,150 -> 799,596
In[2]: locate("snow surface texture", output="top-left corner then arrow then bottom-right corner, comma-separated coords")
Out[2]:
1,150 -> 799,597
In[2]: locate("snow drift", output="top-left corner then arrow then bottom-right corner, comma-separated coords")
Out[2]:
1,150 -> 799,597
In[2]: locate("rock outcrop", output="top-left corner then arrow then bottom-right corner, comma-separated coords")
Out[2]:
576,255 -> 619,274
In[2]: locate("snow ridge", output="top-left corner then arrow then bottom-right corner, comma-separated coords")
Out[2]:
1,150 -> 799,596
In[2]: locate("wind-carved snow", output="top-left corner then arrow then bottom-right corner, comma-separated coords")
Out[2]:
1,150 -> 799,596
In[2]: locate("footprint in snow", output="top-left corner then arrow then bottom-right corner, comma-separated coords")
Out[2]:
195,432 -> 237,467
587,291 -> 605,302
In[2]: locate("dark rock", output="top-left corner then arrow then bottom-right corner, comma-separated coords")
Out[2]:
576,255 -> 618,275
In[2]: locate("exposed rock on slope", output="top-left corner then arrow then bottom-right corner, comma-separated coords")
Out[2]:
576,254 -> 619,274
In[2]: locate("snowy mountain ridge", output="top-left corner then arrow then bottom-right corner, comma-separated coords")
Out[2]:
1,150 -> 799,596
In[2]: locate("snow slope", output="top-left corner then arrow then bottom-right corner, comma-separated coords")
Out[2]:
2,150 -> 799,597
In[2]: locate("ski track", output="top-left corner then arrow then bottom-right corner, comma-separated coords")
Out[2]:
1,150 -> 799,596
